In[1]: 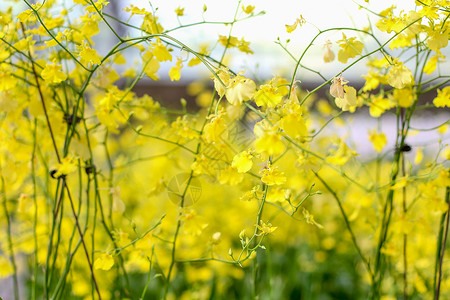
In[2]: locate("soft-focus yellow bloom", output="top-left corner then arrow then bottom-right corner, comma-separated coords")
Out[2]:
152,40 -> 172,62
334,85 -> 357,112
261,164 -> 287,186
41,62 -> 67,83
169,57 -> 183,81
326,140 -> 358,165
254,131 -> 285,156
0,256 -> 13,278
337,33 -> 363,63
225,74 -> 256,106
232,151 -> 253,173
369,95 -> 395,117
123,4 -> 147,15
242,5 -> 255,14
203,114 -> 227,143
387,62 -> 413,89
392,87 -> 414,107
142,12 -> 164,33
368,130 -> 387,153
143,51 -> 160,81
427,28 -> 448,51
218,166 -> 244,185
94,253 -> 114,271
79,42 -> 101,65
433,86 -> 450,108
279,112 -> 307,138
54,156 -> 77,178
414,148 -> 423,164
302,208 -> 323,229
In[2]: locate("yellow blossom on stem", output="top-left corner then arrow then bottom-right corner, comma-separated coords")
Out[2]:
203,114 -> 227,143
213,68 -> 231,97
337,33 -> 363,63
334,85 -> 357,112
232,150 -> 253,173
285,15 -> 305,33
123,4 -> 147,16
257,220 -> 277,235
169,57 -> 183,81
175,6 -> 184,16
94,253 -> 114,271
242,5 -> 255,14
433,86 -> 450,108
54,156 -> 77,178
79,42 -> 101,65
218,167 -> 244,185
152,39 -> 172,62
387,61 -> 413,89
326,140 -> 358,165
302,208 -> 323,229
225,74 -> 256,106
254,83 -> 283,108
41,62 -> 67,84
261,164 -> 287,186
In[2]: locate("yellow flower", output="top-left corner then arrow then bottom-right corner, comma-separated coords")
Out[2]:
232,150 -> 253,173
326,140 -> 358,165
387,62 -> 413,89
218,167 -> 244,185
302,208 -> 323,229
123,4 -> 147,16
0,256 -> 13,278
285,15 -> 305,33
337,33 -> 363,63
414,148 -> 423,164
41,62 -> 67,84
242,5 -> 255,14
143,51 -> 160,81
330,76 -> 348,99
79,42 -> 101,65
225,74 -> 256,106
203,114 -> 227,143
141,13 -> 164,34
169,57 -> 183,81
323,40 -> 335,63
334,85 -> 357,112
427,29 -> 448,51
256,220 -> 277,235
392,87 -> 414,107
94,253 -> 114,271
152,39 -> 172,62
433,86 -> 450,108
368,130 -> 387,153
17,9 -> 33,23
54,156 -> 77,178
254,83 -> 283,108
174,6 -> 184,16
279,112 -> 307,139
369,95 -> 395,117
260,164 -> 287,186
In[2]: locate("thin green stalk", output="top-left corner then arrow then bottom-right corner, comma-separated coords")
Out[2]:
0,174 -> 19,300
434,187 -> 450,300
314,172 -> 373,278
